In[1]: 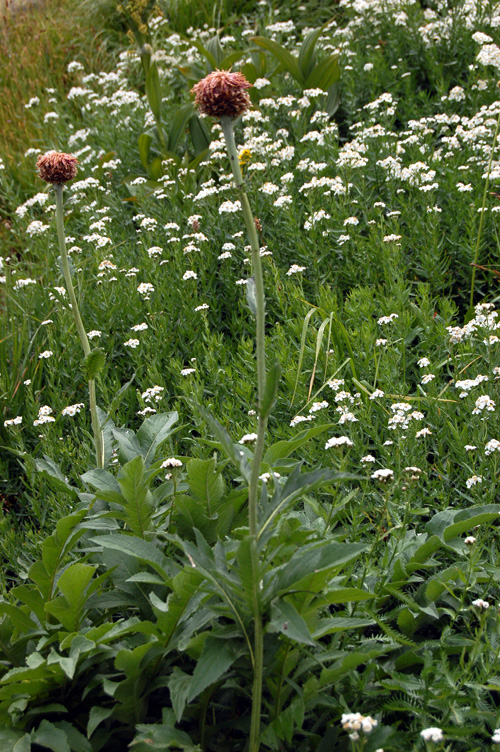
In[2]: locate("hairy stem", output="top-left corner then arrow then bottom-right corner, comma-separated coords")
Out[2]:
220,116 -> 266,752
54,184 -> 104,469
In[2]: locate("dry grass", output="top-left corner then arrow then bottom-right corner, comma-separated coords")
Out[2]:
0,0 -> 118,178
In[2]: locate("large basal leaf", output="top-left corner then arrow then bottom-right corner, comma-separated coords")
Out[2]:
260,465 -> 358,538
425,504 -> 500,542
194,403 -> 251,482
251,37 -> 303,84
146,61 -> 162,120
91,534 -> 173,581
263,423 -> 332,464
116,455 -> 155,537
298,25 -> 324,80
45,563 -> 96,632
269,539 -> 366,596
168,103 -> 195,154
260,360 -> 281,420
34,456 -> 78,499
305,53 -> 340,90
137,411 -> 179,466
268,598 -> 315,645
112,427 -> 143,465
187,635 -> 239,702
188,115 -> 211,155
187,458 -> 225,512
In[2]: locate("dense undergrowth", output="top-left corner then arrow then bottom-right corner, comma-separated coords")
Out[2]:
1,0 -> 500,750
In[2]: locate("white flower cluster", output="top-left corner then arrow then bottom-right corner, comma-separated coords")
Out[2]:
341,712 -> 378,741
420,727 -> 443,742
33,405 -> 55,426
62,403 -> 85,417
325,436 -> 353,449
142,386 -> 164,404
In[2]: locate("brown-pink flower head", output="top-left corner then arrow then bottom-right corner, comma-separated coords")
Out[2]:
37,152 -> 79,184
191,70 -> 252,119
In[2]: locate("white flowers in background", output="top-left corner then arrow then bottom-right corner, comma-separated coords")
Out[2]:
472,31 -> 493,45
286,264 -> 306,276
124,338 -> 140,349
343,216 -> 359,226
464,444 -> 476,451
182,270 -> 198,281
131,322 -> 148,332
466,475 -> 482,488
420,728 -> 443,743
13,278 -> 37,291
377,313 -> 398,325
370,389 -> 385,399
341,713 -> 378,740
492,729 -> 500,744
39,350 -> 53,359
239,433 -> 258,444
416,427 -> 432,437
360,454 -> 376,463
375,338 -> 387,346
290,415 -> 315,427
455,374 -> 488,397
273,195 -> 293,207
195,303 -> 209,311
87,330 -> 102,339
33,405 -> 55,426
4,416 -> 22,427
303,209 -> 331,230
472,395 -> 495,414
417,357 -> 431,367
219,199 -> 241,213
260,182 -> 280,195
142,386 -> 164,404
161,458 -> 183,468
147,246 -> 163,257
464,536 -> 477,545
218,251 -> 232,260
309,400 -> 329,413
472,598 -> 490,611
327,378 -> 345,391
180,367 -> 195,376
485,439 -> 500,455
325,436 -> 353,449
26,220 -> 50,236
421,373 -> 436,385
67,60 -> 85,73
137,282 -> 154,299
371,468 -> 394,481
62,403 -> 85,416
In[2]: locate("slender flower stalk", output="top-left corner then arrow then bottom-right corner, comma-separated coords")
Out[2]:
37,153 -> 104,468
192,71 -> 265,752
220,109 -> 266,752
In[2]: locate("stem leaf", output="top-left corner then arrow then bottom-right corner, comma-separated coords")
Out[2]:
83,349 -> 106,380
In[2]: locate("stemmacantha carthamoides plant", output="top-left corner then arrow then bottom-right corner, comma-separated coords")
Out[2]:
37,151 -> 104,469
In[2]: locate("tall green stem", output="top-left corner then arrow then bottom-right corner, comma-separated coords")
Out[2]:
469,107 -> 500,310
220,116 -> 266,752
54,184 -> 104,469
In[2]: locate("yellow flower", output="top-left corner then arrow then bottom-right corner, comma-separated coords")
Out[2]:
239,148 -> 252,167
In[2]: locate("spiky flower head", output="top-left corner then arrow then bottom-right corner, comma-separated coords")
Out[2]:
191,70 -> 252,119
36,152 -> 78,184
